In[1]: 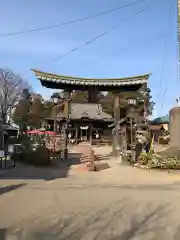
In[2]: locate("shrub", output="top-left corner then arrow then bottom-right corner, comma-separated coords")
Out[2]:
138,152 -> 151,165
22,146 -> 50,166
12,152 -> 24,162
148,155 -> 180,169
32,146 -> 50,166
12,138 -> 50,166
138,151 -> 180,170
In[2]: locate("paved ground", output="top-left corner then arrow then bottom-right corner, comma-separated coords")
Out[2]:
1,147 -> 180,239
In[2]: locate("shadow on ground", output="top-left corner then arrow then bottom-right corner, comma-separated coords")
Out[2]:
85,183 -> 180,192
0,183 -> 25,196
0,153 -> 81,181
6,201 -> 178,240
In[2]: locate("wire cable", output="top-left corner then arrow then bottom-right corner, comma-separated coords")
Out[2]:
177,0 -> 180,101
156,1 -> 173,111
0,0 -> 146,38
47,1 -> 154,65
105,33 -> 165,58
160,87 -> 167,110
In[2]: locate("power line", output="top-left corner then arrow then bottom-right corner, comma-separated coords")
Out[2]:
160,87 -> 167,110
156,0 -> 173,110
0,0 -> 146,38
47,1 -> 154,65
105,33 -> 165,58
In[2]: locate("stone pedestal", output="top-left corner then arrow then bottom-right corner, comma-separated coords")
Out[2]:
169,107 -> 180,148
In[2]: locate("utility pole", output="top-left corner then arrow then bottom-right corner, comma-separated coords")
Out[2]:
177,0 -> 180,101
169,1 -> 180,147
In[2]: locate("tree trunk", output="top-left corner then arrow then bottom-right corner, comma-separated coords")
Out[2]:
1,112 -> 7,125
0,122 -> 4,150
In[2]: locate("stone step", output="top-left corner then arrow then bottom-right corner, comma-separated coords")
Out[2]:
80,153 -> 112,163
95,153 -> 112,161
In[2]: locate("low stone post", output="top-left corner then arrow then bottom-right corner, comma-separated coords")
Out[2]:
87,144 -> 95,171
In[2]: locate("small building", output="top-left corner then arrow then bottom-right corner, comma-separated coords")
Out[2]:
3,124 -> 18,137
46,102 -> 113,145
149,115 -> 169,142
0,123 -> 18,151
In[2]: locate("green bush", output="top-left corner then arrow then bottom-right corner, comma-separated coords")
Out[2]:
12,138 -> 50,166
12,152 -> 24,162
32,146 -> 50,166
22,146 -> 50,166
138,152 -> 151,165
147,155 -> 180,169
138,152 -> 180,170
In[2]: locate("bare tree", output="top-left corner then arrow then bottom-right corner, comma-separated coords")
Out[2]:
0,68 -> 31,124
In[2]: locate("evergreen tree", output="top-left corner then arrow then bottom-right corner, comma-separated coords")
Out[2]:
12,98 -> 31,132
28,96 -> 44,128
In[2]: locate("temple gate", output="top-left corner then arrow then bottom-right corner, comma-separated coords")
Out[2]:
32,69 -> 150,158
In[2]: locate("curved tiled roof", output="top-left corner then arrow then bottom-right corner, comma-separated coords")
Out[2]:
32,69 -> 150,87
55,103 -> 113,121
151,115 -> 169,124
70,103 -> 112,120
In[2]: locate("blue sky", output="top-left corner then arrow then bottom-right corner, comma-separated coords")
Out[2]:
0,0 -> 178,117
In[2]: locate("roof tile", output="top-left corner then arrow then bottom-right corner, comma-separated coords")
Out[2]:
32,69 -> 150,87
56,103 -> 113,121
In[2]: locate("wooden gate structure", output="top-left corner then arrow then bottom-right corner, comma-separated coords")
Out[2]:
32,69 -> 150,158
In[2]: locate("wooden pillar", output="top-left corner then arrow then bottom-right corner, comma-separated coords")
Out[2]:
89,124 -> 92,145
62,90 -> 71,161
121,125 -> 127,159
75,125 -> 78,144
57,122 -> 60,133
112,94 -> 121,157
88,87 -> 99,102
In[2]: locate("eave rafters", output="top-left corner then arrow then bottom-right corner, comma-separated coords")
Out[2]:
31,69 -> 150,87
